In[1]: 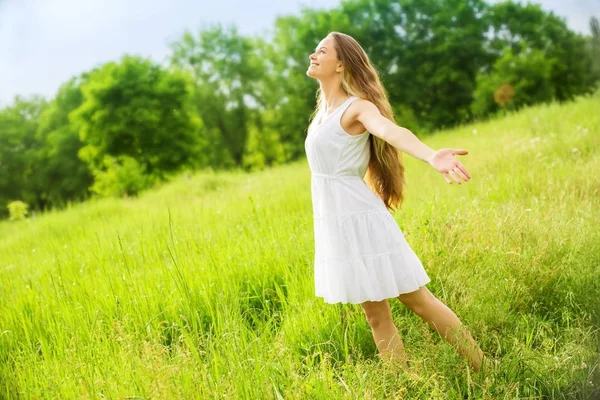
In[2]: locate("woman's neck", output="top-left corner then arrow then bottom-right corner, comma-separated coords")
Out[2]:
319,80 -> 349,112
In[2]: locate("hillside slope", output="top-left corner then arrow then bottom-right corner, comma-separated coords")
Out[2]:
1,92 -> 599,399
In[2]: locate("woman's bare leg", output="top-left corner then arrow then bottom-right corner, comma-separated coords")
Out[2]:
360,299 -> 408,369
397,286 -> 484,372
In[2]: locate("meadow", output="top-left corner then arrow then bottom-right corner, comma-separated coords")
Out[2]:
1,92 -> 599,399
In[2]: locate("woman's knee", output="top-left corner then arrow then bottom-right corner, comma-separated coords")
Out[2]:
360,299 -> 392,329
397,286 -> 436,315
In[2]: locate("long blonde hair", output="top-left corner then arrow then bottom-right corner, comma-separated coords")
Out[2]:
308,31 -> 406,213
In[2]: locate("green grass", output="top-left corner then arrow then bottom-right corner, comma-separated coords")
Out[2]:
1,92 -> 599,399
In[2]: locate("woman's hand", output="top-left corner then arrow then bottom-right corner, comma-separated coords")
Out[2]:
426,148 -> 471,185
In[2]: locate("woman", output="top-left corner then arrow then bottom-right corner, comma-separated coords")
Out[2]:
304,32 -> 484,372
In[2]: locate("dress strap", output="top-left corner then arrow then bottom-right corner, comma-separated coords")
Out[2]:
336,95 -> 358,119
317,95 -> 357,126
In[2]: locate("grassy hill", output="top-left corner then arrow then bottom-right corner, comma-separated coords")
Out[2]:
1,92 -> 599,398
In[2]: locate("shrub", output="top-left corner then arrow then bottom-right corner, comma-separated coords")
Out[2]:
90,155 -> 155,198
7,200 -> 29,220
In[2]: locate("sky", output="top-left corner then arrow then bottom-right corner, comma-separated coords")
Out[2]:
1,0 -> 599,106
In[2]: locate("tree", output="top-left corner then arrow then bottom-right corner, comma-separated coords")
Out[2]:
0,95 -> 48,217
242,109 -> 286,171
34,75 -> 94,208
486,1 -> 595,102
71,55 -> 203,187
471,43 -> 554,117
170,24 -> 266,167
342,0 -> 491,131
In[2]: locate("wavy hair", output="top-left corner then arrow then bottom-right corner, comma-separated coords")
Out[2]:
308,31 -> 406,213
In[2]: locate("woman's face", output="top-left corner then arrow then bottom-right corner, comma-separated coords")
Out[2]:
306,36 -> 342,79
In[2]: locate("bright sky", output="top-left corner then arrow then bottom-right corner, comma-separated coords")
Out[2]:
1,0 -> 598,106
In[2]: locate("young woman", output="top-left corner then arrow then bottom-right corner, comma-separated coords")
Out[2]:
304,31 -> 484,372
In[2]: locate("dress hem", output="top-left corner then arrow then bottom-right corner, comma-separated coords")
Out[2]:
315,279 -> 431,305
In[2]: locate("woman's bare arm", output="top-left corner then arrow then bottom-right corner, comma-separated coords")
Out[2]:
354,99 -> 436,162
354,99 -> 471,184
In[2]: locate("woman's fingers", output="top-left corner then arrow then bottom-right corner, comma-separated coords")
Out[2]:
455,161 -> 471,179
438,149 -> 471,184
447,170 -> 462,184
443,164 -> 471,185
442,173 -> 452,184
452,166 -> 469,182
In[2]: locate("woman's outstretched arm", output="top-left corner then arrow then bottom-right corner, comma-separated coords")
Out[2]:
354,99 -> 435,162
354,99 -> 472,185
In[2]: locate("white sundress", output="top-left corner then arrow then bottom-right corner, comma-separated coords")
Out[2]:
304,95 -> 431,304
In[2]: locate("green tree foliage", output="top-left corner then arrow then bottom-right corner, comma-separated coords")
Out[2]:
0,96 -> 47,217
170,24 -> 267,168
242,109 -> 286,171
89,155 -> 155,198
71,55 -> 203,188
342,0 -> 491,131
1,1 -> 599,220
471,44 -> 554,117
7,200 -> 29,221
486,1 -> 595,102
35,75 -> 94,208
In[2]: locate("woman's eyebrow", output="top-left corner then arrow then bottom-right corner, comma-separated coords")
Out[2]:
315,46 -> 327,52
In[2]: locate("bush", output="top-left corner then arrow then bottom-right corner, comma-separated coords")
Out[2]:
242,110 -> 286,172
90,155 -> 156,198
7,200 -> 29,221
471,43 -> 555,117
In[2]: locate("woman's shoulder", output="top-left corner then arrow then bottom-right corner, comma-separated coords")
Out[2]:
347,97 -> 378,117
351,96 -> 376,106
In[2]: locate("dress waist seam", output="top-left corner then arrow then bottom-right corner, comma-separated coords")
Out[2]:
312,172 -> 363,179
314,207 -> 390,220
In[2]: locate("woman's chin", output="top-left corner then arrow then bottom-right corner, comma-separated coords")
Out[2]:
306,69 -> 320,79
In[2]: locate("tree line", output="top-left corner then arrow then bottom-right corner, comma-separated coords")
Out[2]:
1,0 -> 599,219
